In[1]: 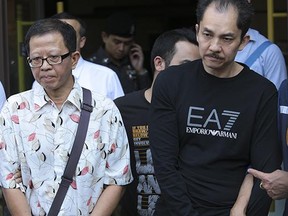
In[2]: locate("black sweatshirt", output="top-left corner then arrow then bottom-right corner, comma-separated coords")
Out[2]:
149,59 -> 282,216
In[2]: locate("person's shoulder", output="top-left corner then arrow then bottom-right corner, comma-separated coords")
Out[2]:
4,89 -> 33,107
248,28 -> 268,42
90,88 -> 109,101
244,65 -> 265,80
264,42 -> 284,56
114,89 -> 145,106
87,47 -> 106,63
154,60 -> 201,96
243,65 -> 277,90
82,59 -> 117,75
83,59 -> 111,71
249,28 -> 281,52
157,59 -> 201,84
90,90 -> 116,109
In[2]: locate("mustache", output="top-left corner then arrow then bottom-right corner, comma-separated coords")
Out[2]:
205,53 -> 222,60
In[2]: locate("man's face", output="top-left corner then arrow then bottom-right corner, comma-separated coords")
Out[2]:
29,32 -> 78,93
102,33 -> 134,61
196,3 -> 247,76
169,41 -> 200,67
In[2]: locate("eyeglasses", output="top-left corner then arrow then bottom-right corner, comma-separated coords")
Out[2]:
27,52 -> 70,68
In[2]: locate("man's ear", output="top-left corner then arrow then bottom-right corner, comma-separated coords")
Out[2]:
195,24 -> 199,42
79,36 -> 86,49
101,32 -> 109,43
71,51 -> 80,70
238,35 -> 250,51
154,56 -> 166,72
195,24 -> 199,33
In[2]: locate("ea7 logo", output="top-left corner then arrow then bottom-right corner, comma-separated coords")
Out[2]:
186,106 -> 240,131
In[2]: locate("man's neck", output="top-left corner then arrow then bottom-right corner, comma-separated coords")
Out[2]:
204,61 -> 243,78
144,88 -> 152,103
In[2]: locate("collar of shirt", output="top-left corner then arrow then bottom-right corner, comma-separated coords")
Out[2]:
33,80 -> 83,112
246,28 -> 260,43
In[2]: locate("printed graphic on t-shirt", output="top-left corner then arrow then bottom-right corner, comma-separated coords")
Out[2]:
186,106 -> 240,139
132,125 -> 161,216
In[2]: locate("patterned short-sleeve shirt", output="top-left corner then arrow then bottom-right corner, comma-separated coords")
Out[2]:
0,81 -> 132,215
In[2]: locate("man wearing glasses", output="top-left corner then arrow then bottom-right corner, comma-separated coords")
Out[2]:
0,18 -> 132,216
32,12 -> 124,100
28,52 -> 70,68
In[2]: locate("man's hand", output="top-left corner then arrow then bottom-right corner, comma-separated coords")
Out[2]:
14,169 -> 22,184
129,43 -> 145,73
248,168 -> 288,200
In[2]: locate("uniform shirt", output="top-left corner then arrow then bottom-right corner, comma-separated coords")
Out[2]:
149,60 -> 282,216
235,28 -> 287,89
0,81 -> 132,215
33,56 -> 124,100
89,46 -> 151,94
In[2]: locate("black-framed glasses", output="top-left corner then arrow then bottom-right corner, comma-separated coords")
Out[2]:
27,52 -> 70,68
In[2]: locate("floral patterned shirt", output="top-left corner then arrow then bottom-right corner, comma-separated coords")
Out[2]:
0,81 -> 132,215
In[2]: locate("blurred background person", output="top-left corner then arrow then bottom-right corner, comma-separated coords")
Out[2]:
114,27 -> 201,216
235,0 -> 287,90
89,12 -> 151,94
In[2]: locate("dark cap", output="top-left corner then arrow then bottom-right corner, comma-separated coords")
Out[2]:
104,12 -> 135,37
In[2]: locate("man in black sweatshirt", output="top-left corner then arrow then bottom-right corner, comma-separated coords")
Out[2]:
149,0 -> 282,215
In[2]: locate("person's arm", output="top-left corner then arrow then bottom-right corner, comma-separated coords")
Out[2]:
91,185 -> 125,216
93,100 -> 132,215
107,70 -> 124,100
0,104 -> 31,215
246,84 -> 282,215
129,43 -> 151,90
129,43 -> 145,74
230,174 -> 253,216
2,188 -> 31,216
149,72 -> 198,216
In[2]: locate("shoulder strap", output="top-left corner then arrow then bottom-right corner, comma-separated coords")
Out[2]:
48,87 -> 93,216
244,40 -> 272,67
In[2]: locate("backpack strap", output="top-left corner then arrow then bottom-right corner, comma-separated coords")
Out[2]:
244,40 -> 272,67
